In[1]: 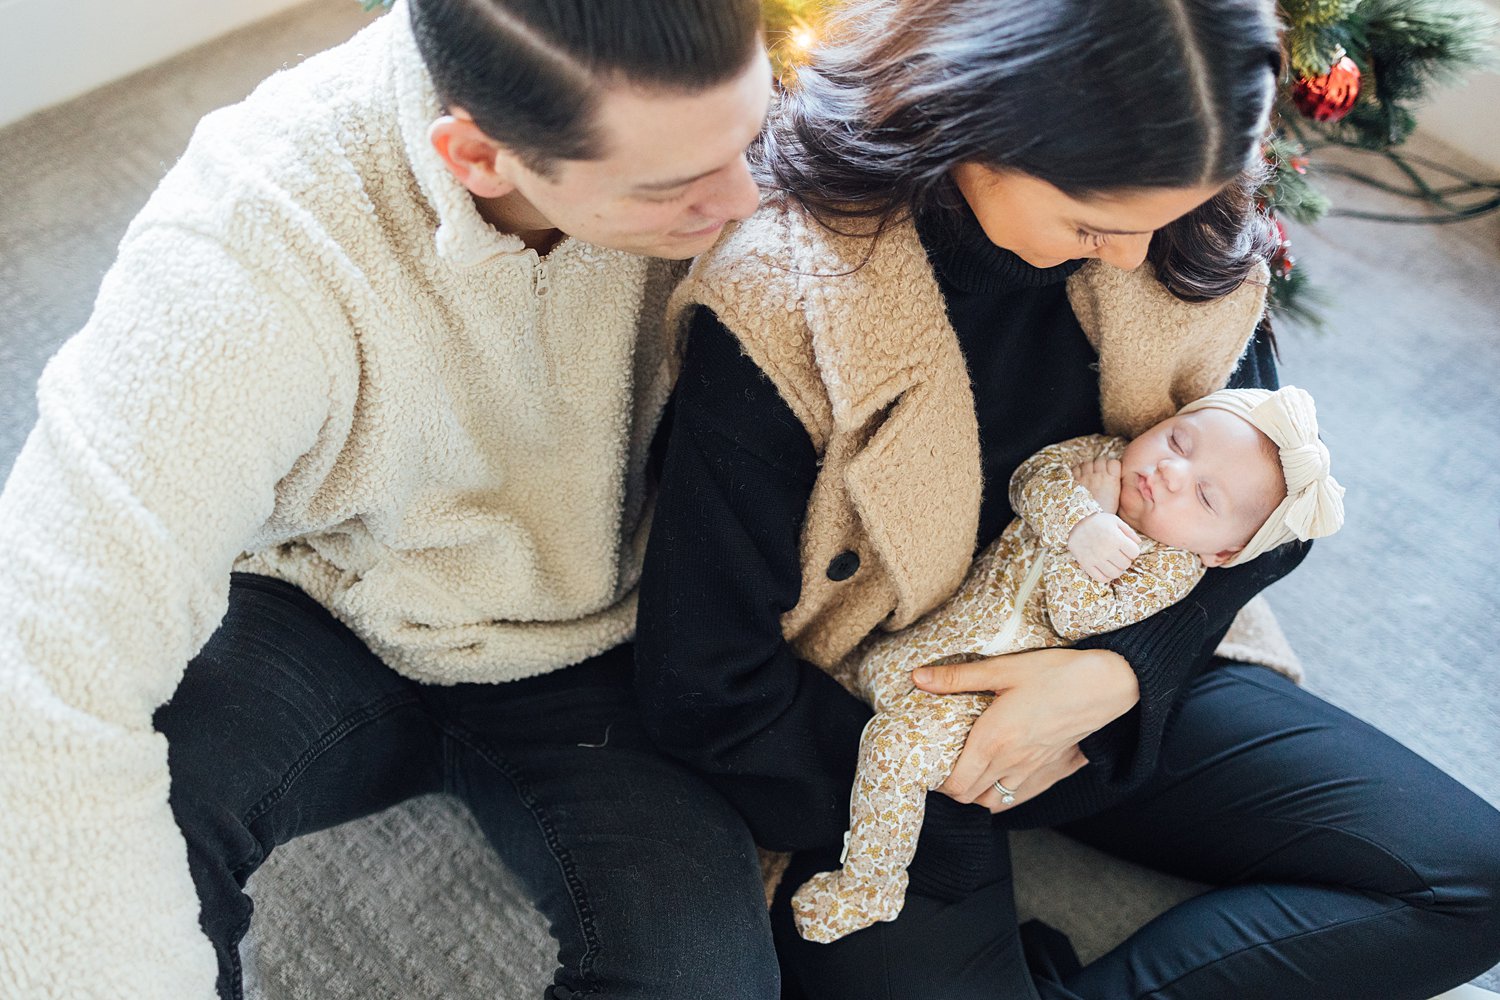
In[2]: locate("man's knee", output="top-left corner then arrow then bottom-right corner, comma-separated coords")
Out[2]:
563,811 -> 778,1000
556,901 -> 780,1000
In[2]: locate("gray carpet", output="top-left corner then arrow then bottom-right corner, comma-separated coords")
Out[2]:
2,1 -> 1496,996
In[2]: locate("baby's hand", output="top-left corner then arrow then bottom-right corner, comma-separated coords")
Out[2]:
1071,457 -> 1122,514
1067,513 -> 1141,584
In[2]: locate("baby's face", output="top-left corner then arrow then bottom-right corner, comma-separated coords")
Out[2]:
1116,407 -> 1286,566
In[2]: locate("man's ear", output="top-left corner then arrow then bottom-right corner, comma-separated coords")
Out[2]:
1200,545 -> 1242,568
428,107 -> 517,199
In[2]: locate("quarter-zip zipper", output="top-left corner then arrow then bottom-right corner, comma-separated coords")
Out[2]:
532,257 -> 551,298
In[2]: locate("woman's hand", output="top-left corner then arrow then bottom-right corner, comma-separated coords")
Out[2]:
912,647 -> 1139,812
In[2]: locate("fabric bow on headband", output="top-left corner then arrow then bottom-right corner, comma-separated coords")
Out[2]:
1178,385 -> 1346,567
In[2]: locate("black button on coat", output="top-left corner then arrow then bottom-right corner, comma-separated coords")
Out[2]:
826,550 -> 860,581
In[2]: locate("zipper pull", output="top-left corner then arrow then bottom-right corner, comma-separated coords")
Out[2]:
533,259 -> 551,298
839,829 -> 851,865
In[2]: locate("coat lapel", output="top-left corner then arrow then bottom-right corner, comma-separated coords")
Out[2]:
795,217 -> 982,628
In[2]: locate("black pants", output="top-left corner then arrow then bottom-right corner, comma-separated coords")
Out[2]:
153,574 -> 779,1000
772,663 -> 1500,1000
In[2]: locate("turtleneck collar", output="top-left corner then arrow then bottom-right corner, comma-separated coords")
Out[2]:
915,200 -> 1084,295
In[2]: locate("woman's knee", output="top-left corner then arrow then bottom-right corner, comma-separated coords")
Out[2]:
1429,792 -> 1500,969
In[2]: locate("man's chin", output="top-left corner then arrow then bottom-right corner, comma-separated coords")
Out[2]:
644,226 -> 727,260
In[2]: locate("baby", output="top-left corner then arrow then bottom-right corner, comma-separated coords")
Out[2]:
791,385 -> 1346,943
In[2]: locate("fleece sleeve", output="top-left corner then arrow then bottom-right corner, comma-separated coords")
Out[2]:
0,224 -> 334,999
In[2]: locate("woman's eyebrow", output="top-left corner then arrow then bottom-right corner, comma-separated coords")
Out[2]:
1075,222 -> 1151,236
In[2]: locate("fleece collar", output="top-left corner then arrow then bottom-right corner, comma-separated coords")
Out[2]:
384,1 -> 529,268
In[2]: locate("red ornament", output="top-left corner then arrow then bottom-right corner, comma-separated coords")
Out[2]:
1292,54 -> 1362,123
1269,215 -> 1294,278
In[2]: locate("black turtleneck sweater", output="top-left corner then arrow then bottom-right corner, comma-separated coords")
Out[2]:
634,206 -> 1301,889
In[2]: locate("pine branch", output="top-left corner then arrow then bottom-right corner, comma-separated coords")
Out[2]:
1268,263 -> 1333,333
1316,0 -> 1498,147
1263,135 -> 1334,223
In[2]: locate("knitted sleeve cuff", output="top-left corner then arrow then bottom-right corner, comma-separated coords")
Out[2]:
1073,601 -> 1210,785
905,793 -> 1005,902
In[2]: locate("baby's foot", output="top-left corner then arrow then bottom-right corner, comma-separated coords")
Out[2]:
790,868 -> 909,943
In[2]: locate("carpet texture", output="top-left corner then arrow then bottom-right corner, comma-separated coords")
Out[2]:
2,1 -> 1496,996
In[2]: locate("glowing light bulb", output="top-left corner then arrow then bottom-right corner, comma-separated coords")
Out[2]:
789,25 -> 818,52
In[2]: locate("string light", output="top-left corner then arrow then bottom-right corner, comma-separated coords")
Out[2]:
788,23 -> 819,54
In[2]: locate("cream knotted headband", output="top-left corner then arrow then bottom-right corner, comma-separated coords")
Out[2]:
1177,385 -> 1346,567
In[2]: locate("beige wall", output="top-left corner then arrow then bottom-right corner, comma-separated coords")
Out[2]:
1415,0 -> 1500,169
2,0 -> 1496,168
0,0 -> 317,128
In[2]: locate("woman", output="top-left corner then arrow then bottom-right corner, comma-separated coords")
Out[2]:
635,0 -> 1500,997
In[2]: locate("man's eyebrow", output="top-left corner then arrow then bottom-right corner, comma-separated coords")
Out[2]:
633,167 -> 718,193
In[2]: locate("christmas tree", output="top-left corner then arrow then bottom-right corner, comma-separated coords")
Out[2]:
763,0 -> 1498,328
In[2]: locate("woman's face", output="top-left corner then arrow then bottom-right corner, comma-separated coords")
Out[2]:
951,164 -> 1223,271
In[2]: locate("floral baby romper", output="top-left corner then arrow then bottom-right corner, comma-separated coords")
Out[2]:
791,434 -> 1206,942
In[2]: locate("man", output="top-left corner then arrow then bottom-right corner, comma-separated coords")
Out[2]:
0,1 -> 772,997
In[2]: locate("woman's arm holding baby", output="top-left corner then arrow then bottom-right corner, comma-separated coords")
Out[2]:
915,326 -> 1308,821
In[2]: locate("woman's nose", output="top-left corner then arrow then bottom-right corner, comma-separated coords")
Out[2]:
1099,232 -> 1152,271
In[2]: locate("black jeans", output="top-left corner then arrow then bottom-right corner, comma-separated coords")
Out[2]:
772,664 -> 1500,1000
153,574 -> 778,1000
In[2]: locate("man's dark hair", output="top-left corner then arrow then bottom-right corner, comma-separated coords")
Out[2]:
409,0 -> 762,174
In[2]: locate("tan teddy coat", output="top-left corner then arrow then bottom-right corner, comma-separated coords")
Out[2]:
789,434 -> 1205,942
670,202 -> 1302,905
668,202 -> 1298,685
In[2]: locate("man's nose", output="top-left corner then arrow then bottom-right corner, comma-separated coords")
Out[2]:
696,155 -> 761,223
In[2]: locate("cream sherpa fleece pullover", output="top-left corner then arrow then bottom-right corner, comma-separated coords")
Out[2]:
0,5 -> 681,995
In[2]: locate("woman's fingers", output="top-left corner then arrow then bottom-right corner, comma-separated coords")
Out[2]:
938,701 -> 1006,799
911,657 -> 1013,695
925,647 -> 1136,808
974,746 -> 1088,813
941,694 -> 1047,802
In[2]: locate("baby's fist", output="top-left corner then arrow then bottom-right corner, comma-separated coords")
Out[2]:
1072,457 -> 1122,514
1067,513 -> 1141,584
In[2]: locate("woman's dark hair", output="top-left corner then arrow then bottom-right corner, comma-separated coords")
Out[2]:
1148,157 -> 1277,302
757,0 -> 1283,299
408,0 -> 762,174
